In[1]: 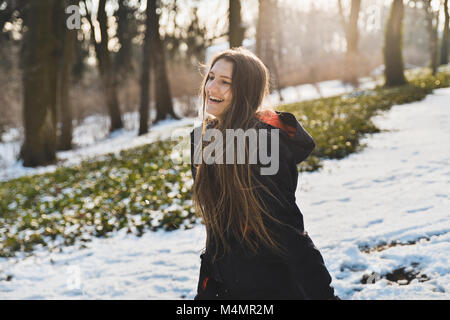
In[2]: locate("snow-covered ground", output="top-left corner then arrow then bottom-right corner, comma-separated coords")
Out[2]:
0,76 -> 381,182
0,86 -> 448,299
266,76 -> 381,107
299,88 -> 450,299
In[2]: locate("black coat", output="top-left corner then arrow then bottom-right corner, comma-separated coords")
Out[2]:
190,111 -> 338,300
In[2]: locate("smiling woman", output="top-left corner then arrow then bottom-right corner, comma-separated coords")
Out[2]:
190,47 -> 338,300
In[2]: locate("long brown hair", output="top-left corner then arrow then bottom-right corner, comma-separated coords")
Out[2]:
192,48 -> 288,262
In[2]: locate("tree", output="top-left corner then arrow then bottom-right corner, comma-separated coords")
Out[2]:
423,0 -> 440,75
0,0 -> 25,133
384,0 -> 407,87
20,0 -> 61,167
164,4 -> 221,65
72,25 -> 90,83
139,0 -> 153,135
256,0 -> 283,101
441,0 -> 449,65
57,0 -> 77,151
114,0 -> 139,81
148,0 -> 179,122
84,0 -> 124,132
338,0 -> 361,86
229,0 -> 245,48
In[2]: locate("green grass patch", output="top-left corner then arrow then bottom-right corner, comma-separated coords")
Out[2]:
1,68 -> 450,257
0,140 -> 196,257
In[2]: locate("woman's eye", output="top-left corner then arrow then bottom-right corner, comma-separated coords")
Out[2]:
207,75 -> 230,85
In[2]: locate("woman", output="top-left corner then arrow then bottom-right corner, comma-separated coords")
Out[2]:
190,47 -> 338,300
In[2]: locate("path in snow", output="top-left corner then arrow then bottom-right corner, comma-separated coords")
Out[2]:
0,88 -> 449,299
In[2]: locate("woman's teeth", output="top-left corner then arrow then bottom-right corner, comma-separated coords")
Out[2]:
210,96 -> 224,103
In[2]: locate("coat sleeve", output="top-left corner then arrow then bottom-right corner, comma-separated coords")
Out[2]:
259,137 -> 336,300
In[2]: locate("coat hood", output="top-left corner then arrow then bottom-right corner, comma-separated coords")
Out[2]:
190,110 -> 316,167
256,110 -> 316,164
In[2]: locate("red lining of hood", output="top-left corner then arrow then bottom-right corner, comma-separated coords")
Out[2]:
256,110 -> 296,138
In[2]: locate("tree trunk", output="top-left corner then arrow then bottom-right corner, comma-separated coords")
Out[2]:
440,0 -> 449,65
256,0 -> 283,100
384,0 -> 407,87
139,0 -> 153,135
115,0 -> 137,81
72,37 -> 87,83
256,0 -> 263,60
338,0 -> 361,86
97,0 -> 124,132
424,0 -> 440,75
20,0 -> 59,167
149,0 -> 179,122
57,1 -> 76,151
229,0 -> 245,48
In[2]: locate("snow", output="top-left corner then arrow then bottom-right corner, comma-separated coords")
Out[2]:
1,87 -> 449,300
265,76 -> 381,107
0,227 -> 205,299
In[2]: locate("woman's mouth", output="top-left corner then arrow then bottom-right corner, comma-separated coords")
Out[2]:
209,96 -> 224,104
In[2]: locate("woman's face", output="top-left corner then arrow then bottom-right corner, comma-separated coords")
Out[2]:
205,58 -> 233,119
